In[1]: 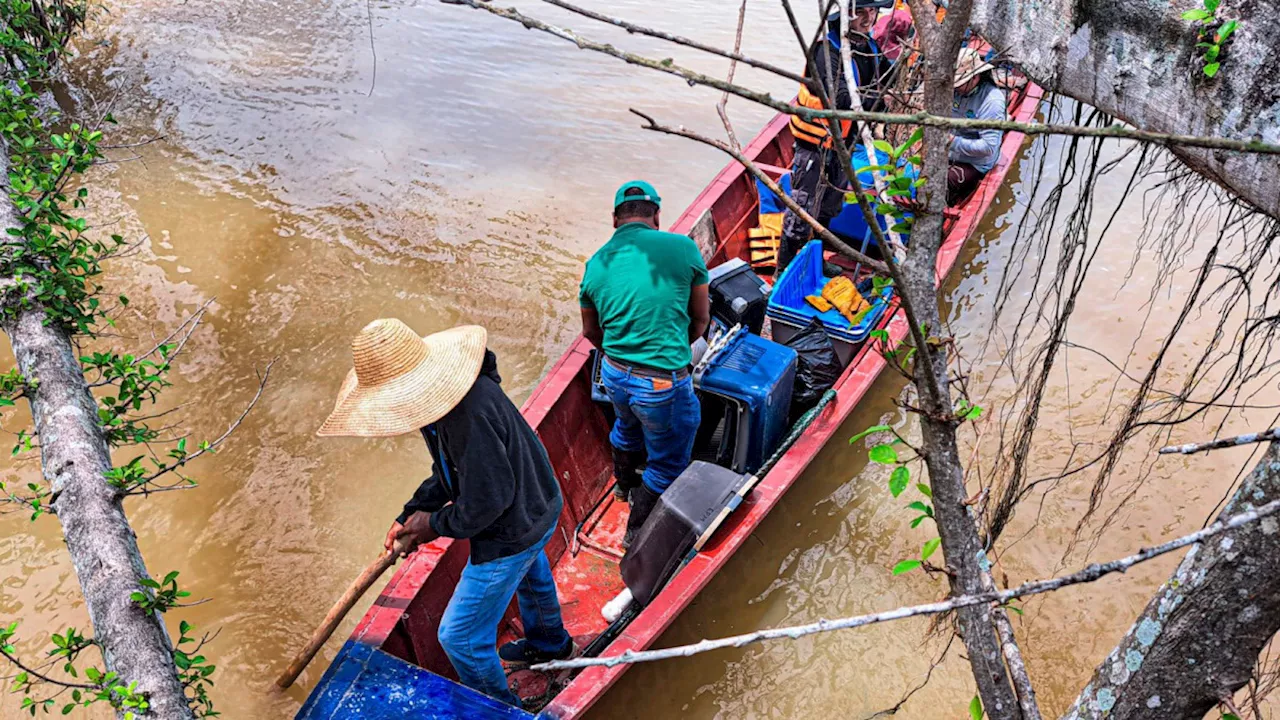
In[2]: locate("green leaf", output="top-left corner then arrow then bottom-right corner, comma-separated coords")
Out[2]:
849,425 -> 892,444
1181,8 -> 1211,20
1204,61 -> 1221,77
894,127 -> 924,157
969,694 -> 984,720
910,515 -> 928,529
1205,0 -> 1219,13
1218,19 -> 1239,41
921,537 -> 941,561
1203,44 -> 1220,61
872,139 -> 894,158
892,559 -> 921,575
964,405 -> 983,420
889,466 -> 909,497
916,483 -> 932,498
869,444 -> 899,464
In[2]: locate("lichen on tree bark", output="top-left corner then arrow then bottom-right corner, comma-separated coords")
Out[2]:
970,0 -> 1280,220
1066,441 -> 1280,719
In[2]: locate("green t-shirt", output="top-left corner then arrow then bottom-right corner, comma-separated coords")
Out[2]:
579,222 -> 710,371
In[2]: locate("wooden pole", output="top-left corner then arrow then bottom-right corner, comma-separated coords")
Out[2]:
275,549 -> 399,689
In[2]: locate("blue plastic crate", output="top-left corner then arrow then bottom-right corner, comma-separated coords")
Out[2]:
767,240 -> 892,346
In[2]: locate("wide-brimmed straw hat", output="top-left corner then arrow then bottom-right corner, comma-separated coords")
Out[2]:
954,47 -> 995,87
317,319 -> 487,438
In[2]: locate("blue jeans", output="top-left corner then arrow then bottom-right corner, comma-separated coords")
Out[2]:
437,524 -> 570,706
601,360 -> 701,494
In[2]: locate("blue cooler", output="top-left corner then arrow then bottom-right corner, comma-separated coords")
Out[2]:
695,329 -> 797,474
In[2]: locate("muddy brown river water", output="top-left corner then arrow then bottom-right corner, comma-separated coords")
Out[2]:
2,1 -> 1275,718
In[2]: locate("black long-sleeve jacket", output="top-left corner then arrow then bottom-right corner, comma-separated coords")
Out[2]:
804,33 -> 891,141
396,351 -> 563,564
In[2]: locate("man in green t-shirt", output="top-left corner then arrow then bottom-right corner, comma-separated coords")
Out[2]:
579,180 -> 711,545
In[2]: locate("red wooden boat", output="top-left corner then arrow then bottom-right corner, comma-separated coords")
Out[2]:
298,79 -> 1044,720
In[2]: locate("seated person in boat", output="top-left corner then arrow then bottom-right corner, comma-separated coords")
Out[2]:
317,320 -> 573,708
779,0 -> 894,272
579,181 -> 710,547
948,47 -> 1006,205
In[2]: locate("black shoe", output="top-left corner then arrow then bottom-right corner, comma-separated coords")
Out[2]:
622,485 -> 662,549
499,637 -> 574,668
823,260 -> 844,278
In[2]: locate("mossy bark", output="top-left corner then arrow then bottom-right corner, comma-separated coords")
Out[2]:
1065,442 -> 1280,719
972,0 -> 1280,220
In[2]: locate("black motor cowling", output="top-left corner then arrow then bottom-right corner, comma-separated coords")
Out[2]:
620,461 -> 749,606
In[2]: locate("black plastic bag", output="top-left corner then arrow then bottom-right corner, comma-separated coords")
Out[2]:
783,317 -> 842,420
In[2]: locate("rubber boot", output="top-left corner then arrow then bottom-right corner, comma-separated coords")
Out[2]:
623,484 -> 662,549
611,447 -> 646,503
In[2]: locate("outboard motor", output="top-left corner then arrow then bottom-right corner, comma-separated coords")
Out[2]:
620,461 -> 749,606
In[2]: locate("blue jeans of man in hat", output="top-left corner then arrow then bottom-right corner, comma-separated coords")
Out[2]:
437,523 -> 571,707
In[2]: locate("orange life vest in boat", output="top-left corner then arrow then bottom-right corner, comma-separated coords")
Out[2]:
789,80 -> 853,149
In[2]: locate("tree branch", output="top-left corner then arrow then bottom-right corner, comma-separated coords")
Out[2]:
0,646 -> 98,691
534,497 -> 1280,672
1159,428 -> 1280,455
535,0 -> 807,84
715,0 -> 747,153
628,109 -> 887,274
128,359 -> 274,490
441,0 -> 1280,156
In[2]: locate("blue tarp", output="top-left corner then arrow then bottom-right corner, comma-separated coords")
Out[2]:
297,641 -> 532,720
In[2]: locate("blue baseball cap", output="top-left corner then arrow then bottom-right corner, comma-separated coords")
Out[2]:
614,180 -> 662,209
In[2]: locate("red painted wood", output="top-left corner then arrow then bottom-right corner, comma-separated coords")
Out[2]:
330,80 -> 1044,718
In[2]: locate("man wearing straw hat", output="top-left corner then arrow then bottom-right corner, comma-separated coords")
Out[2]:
947,46 -> 1006,205
318,319 -> 573,707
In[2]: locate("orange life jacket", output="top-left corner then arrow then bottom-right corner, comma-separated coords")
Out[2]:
789,81 -> 853,149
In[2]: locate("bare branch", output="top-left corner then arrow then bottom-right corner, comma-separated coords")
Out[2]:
535,0 -> 807,84
715,0 -> 747,153
1159,428 -> 1280,455
133,359 -> 275,487
629,109 -> 888,274
534,496 -> 1280,671
441,0 -> 1280,156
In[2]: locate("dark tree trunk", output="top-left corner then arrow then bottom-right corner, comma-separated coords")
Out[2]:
970,0 -> 1280,220
898,1 -> 1029,716
1065,442 -> 1280,719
